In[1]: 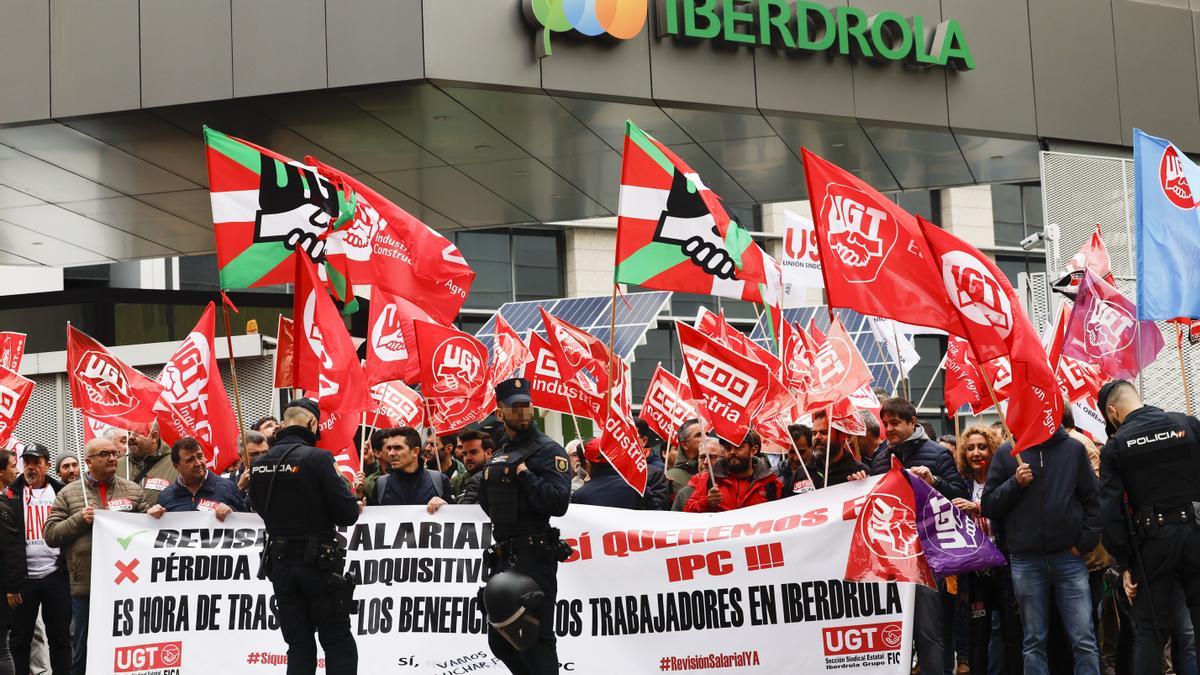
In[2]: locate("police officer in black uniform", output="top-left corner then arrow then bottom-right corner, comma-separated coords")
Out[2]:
249,399 -> 362,675
478,378 -> 572,674
1098,379 -> 1200,674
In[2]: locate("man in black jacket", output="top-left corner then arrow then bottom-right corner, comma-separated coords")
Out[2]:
571,438 -> 669,510
249,399 -> 361,675
865,398 -> 966,675
478,378 -> 571,674
4,444 -> 67,675
1098,379 -> 1200,675
983,425 -> 1101,675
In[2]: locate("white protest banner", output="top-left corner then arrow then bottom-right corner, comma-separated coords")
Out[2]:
781,209 -> 825,306
90,478 -> 914,674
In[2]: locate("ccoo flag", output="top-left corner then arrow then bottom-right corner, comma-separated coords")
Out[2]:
1134,128 -> 1200,320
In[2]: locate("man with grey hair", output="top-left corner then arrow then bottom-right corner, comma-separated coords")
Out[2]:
228,429 -> 269,495
115,423 -> 176,507
858,410 -> 883,465
45,438 -> 146,675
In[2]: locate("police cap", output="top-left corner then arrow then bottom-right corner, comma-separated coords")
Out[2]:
285,397 -> 321,421
495,378 -> 532,406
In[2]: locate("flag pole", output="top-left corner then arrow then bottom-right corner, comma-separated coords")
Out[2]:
915,353 -> 948,411
787,431 -> 815,492
890,322 -> 910,400
823,405 -> 833,489
219,295 -> 252,471
67,321 -> 88,509
605,283 -> 619,419
1179,323 -> 1195,416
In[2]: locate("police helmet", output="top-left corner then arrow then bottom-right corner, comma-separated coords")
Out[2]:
482,571 -> 544,652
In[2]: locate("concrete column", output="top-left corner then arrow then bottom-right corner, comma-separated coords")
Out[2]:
940,186 -> 995,248
565,228 -> 617,298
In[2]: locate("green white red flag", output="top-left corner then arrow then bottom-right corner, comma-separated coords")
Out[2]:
204,128 -> 354,294
615,120 -> 776,304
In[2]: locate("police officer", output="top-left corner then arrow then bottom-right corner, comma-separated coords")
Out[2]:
478,378 -> 572,674
249,399 -> 361,675
1098,379 -> 1200,674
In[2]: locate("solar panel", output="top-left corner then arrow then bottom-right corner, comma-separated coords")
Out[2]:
474,291 -> 673,362
749,307 -> 903,395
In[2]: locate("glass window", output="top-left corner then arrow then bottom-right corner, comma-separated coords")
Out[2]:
0,304 -> 89,352
995,255 -> 1046,287
514,233 -> 562,302
908,335 -> 946,411
457,231 -> 512,310
179,254 -> 220,292
992,184 -> 1024,247
630,327 -> 675,404
896,190 -> 938,225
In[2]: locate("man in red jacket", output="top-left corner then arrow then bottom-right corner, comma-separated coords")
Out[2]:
684,430 -> 783,513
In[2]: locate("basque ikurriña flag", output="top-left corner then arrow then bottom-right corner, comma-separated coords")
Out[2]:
1134,129 -> 1200,320
615,120 -> 776,304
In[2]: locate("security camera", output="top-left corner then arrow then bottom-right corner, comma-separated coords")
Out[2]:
1019,232 -> 1045,251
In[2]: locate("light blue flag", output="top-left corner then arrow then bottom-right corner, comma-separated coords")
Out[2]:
1134,128 -> 1200,320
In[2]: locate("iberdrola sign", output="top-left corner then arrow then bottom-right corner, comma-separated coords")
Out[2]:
523,0 -> 974,71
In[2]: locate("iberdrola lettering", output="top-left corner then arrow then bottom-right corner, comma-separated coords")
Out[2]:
657,0 -> 974,71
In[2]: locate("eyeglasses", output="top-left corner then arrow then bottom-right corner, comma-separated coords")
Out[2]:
88,450 -> 119,460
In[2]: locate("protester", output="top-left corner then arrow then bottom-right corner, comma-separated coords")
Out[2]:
858,411 -> 884,465
426,433 -> 466,486
666,419 -> 703,502
814,411 -> 869,487
251,415 -> 279,442
453,430 -> 492,505
54,456 -> 79,485
951,426 -> 1022,675
635,417 -> 665,468
983,422 -> 1101,675
369,427 -> 449,513
564,439 -> 587,492
148,438 -> 247,520
3,443 -> 69,675
778,424 -> 819,496
683,431 -> 782,513
228,429 -> 269,495
44,438 -> 147,675
0,470 -> 26,675
0,452 -> 15,493
356,429 -> 388,503
115,423 -> 177,506
938,434 -> 958,453
572,438 -> 669,510
861,399 -> 967,675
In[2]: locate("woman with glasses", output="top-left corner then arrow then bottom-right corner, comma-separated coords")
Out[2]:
953,425 -> 1024,674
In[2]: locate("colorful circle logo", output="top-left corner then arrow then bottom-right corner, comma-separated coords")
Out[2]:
523,0 -> 648,56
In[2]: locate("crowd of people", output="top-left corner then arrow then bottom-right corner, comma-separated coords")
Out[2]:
0,383 -> 1189,675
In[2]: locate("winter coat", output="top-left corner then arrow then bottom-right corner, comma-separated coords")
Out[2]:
869,427 -> 967,499
43,477 -> 146,596
981,427 -> 1101,557
683,458 -> 783,513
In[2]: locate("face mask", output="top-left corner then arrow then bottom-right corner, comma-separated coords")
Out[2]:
310,420 -> 321,441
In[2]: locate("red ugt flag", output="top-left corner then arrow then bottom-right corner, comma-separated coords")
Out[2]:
1063,270 -> 1164,380
67,325 -> 164,431
540,308 -> 613,401
293,257 -> 369,419
307,159 -> 474,324
919,216 -> 1059,453
365,284 -> 433,386
488,314 -> 532,385
845,456 -> 936,589
676,322 -> 769,445
0,367 -> 33,446
801,148 -> 961,334
154,303 -> 241,473
273,316 -> 294,389
414,321 -> 491,433
0,333 -> 26,372
805,317 -> 873,412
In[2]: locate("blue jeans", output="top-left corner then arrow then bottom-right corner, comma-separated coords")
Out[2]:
1174,589 -> 1198,675
1010,551 -> 1100,675
70,596 -> 87,675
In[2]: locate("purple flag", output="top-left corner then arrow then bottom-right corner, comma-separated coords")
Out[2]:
1063,270 -> 1164,380
907,471 -> 1007,576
